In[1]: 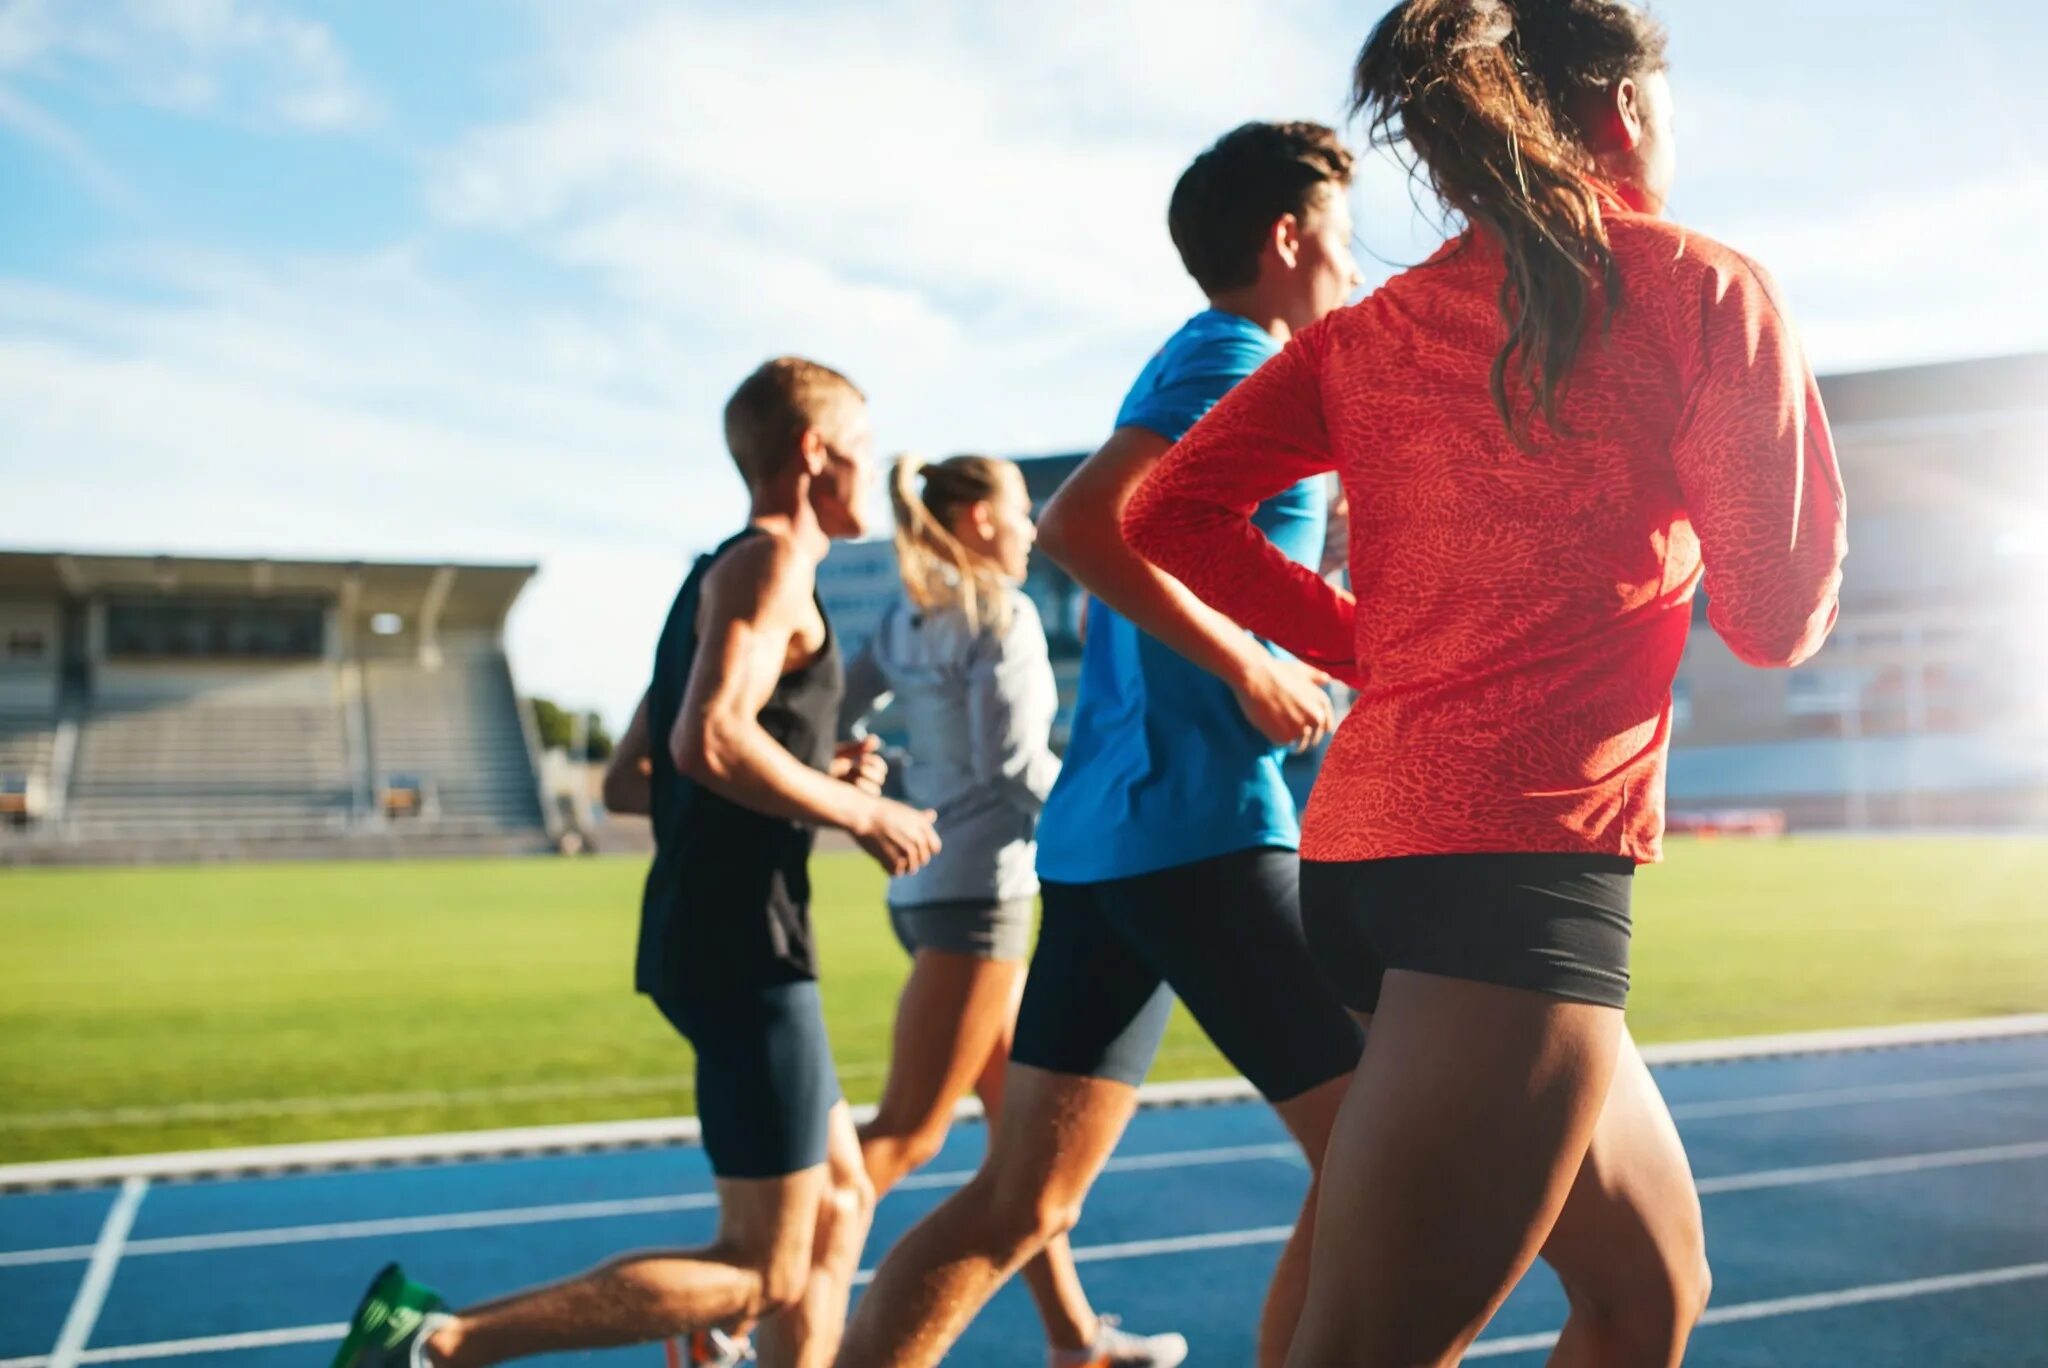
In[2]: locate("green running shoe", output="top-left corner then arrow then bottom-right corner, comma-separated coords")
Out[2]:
329,1263 -> 452,1368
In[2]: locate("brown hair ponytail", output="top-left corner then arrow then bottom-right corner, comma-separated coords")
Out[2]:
889,454 -> 1022,634
1353,0 -> 1668,446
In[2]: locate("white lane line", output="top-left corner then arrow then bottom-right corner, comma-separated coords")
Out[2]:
6,1136 -> 2043,1272
1070,1224 -> 1297,1264
1693,1259 -> 2048,1322
1669,1068 -> 2048,1120
1694,1138 -> 2048,1194
13,1013 -> 2041,1192
1463,1258 -> 2048,1358
45,1178 -> 148,1368
0,1144 -> 1300,1269
0,1320 -> 350,1367
849,1223 -> 1298,1287
11,1251 -> 2048,1366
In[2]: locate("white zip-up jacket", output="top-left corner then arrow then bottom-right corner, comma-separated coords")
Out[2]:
839,588 -> 1060,907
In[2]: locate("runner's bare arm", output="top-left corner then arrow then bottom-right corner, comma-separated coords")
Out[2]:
599,692 -> 653,816
673,536 -> 938,871
1039,425 -> 1332,750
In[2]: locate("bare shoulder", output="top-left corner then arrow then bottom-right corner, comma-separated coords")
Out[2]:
703,530 -> 816,622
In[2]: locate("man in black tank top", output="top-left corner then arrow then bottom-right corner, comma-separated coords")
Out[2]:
331,359 -> 939,1368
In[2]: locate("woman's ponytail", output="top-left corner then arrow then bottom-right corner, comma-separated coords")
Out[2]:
889,454 -> 1019,634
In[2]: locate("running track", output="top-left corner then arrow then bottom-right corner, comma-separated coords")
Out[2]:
3,1026 -> 2045,1366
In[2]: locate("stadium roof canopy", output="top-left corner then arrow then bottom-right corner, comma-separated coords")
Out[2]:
1818,351 -> 2048,437
0,550 -> 537,630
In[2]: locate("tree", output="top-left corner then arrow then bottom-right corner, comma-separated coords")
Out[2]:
529,696 -> 615,761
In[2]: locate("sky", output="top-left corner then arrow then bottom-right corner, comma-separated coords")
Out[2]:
3,0 -> 2045,726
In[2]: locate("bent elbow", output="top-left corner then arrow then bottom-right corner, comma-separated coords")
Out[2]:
670,717 -> 732,787
599,758 -> 649,815
1119,498 -> 1163,565
1120,483 -> 1191,575
1035,498 -> 1078,570
1716,599 -> 1840,670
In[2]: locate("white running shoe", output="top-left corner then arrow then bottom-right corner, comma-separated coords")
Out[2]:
676,1328 -> 754,1368
1050,1314 -> 1190,1368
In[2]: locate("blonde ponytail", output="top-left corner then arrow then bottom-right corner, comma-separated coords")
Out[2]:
888,454 -> 1020,634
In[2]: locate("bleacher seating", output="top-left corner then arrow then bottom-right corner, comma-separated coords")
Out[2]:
66,664 -> 353,837
0,639 -> 63,829
364,655 -> 545,831
0,709 -> 57,826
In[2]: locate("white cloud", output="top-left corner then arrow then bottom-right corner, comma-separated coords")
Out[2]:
0,82 -> 134,207
7,0 -> 2048,727
427,3 -> 1364,365
0,247 -> 741,726
0,0 -> 372,130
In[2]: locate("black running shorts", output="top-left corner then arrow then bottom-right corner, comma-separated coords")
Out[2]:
1299,852 -> 1635,1013
648,979 -> 840,1179
1012,846 -> 1363,1100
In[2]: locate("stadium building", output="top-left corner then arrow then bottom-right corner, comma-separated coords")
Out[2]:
821,351 -> 2048,833
7,354 -> 2034,864
0,552 -> 556,864
1669,351 -> 2048,830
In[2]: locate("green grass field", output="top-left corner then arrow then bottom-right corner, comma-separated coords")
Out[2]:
3,837 -> 2045,1165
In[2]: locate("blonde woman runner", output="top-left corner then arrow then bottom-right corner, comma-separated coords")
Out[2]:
840,455 -> 1187,1368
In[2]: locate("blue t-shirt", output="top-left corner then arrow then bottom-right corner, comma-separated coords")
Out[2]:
1037,309 -> 1328,883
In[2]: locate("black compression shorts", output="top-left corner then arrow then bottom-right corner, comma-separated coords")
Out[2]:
1012,846 -> 1363,1100
1300,852 -> 1635,1012
648,979 -> 840,1179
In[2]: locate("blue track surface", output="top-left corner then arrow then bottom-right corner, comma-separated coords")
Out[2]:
4,1034 -> 2046,1366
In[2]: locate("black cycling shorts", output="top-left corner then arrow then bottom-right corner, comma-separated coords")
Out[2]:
1299,852 -> 1635,1013
1012,846 -> 1363,1100
648,979 -> 840,1179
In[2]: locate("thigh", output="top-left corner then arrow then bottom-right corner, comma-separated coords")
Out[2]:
1291,970 -> 1624,1367
663,980 -> 843,1181
1541,1030 -> 1705,1300
981,1064 -> 1143,1216
876,949 -> 1028,1127
1110,847 -> 1364,1103
714,1166 -> 828,1269
1010,881 -> 1175,1087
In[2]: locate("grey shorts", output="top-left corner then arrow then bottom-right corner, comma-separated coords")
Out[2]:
888,897 -> 1035,962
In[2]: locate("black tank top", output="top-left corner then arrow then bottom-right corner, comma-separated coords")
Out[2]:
636,528 -> 843,996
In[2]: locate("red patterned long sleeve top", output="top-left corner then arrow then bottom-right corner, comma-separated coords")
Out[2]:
1124,215 -> 1846,864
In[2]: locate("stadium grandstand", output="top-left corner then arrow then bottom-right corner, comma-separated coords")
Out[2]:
0,551 -> 555,864
820,350 -> 2048,834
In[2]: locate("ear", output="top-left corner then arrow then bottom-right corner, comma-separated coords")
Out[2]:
1613,76 -> 1646,151
966,499 -> 999,542
1578,78 -> 1643,155
797,427 -> 829,477
1271,213 -> 1304,271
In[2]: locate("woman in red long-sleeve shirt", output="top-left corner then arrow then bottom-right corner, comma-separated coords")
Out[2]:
1125,2 -> 1846,1364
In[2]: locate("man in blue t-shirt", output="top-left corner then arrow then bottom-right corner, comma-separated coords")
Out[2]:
841,123 -> 1367,1368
